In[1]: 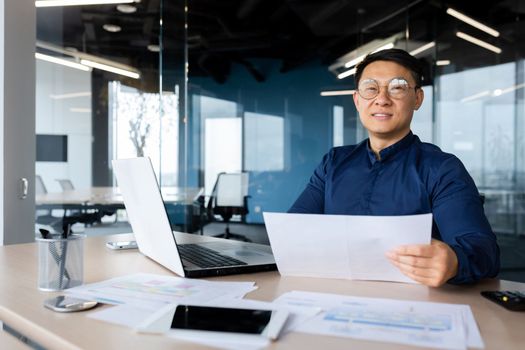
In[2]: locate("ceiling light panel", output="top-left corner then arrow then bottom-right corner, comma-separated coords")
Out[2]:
35,53 -> 91,72
36,0 -> 136,7
456,31 -> 502,54
80,59 -> 140,79
70,107 -> 92,113
320,90 -> 355,96
436,60 -> 451,66
447,8 -> 499,37
50,92 -> 92,99
103,24 -> 122,33
116,4 -> 137,13
337,68 -> 356,80
409,42 -> 435,57
147,44 -> 160,52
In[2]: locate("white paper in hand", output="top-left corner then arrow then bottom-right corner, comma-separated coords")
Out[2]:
263,212 -> 432,283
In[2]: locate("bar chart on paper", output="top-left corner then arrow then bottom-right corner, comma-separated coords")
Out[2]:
65,273 -> 256,310
315,303 -> 461,348
274,291 -> 482,350
324,307 -> 452,332
106,279 -> 199,299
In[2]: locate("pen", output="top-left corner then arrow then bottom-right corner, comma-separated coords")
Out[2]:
62,223 -> 70,239
59,223 -> 71,289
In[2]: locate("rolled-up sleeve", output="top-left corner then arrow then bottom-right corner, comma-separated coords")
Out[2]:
431,156 -> 500,284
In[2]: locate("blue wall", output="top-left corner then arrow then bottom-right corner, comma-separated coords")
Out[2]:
188,59 -> 358,222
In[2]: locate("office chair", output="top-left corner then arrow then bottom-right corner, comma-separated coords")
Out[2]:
207,172 -> 251,242
55,179 -> 74,191
36,175 -> 48,196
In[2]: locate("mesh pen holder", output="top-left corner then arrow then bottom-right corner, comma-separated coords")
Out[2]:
36,234 -> 84,291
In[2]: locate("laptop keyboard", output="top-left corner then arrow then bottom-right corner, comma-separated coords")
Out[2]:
178,244 -> 247,268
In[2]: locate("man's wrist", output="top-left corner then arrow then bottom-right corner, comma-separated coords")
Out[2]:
446,244 -> 461,282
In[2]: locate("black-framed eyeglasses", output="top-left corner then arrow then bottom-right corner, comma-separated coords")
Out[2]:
357,77 -> 420,100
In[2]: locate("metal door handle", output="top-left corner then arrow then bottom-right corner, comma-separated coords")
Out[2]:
19,177 -> 28,199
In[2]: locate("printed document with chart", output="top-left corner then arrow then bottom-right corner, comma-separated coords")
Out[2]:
263,212 -> 432,283
273,291 -> 483,350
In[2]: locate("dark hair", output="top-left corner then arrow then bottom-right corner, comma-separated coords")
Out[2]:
354,48 -> 423,87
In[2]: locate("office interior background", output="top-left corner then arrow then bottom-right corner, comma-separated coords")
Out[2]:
22,0 -> 525,282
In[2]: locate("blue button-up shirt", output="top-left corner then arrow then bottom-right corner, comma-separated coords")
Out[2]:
289,132 -> 500,284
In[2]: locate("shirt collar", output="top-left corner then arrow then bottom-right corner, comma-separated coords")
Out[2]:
366,131 -> 415,164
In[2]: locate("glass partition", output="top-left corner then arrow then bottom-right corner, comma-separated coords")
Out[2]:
34,1 -> 179,234
34,1 -> 524,282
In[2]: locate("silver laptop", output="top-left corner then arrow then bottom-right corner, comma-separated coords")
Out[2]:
112,157 -> 276,277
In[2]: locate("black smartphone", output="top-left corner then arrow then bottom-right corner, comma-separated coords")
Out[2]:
171,305 -> 288,339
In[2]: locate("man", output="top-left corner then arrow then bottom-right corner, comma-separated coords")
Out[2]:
289,48 -> 499,287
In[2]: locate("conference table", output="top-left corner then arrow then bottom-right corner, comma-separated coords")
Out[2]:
0,233 -> 523,349
35,187 -> 204,232
35,186 -> 203,208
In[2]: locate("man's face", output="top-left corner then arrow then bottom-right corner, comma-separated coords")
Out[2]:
353,60 -> 424,143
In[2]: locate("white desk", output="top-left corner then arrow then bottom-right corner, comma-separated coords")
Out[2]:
0,233 -> 524,349
36,186 -> 203,207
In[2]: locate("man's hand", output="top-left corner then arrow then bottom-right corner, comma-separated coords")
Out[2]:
386,239 -> 458,287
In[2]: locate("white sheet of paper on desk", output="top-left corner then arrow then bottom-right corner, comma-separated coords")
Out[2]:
462,305 -> 484,348
263,212 -> 432,283
273,291 -> 483,350
168,329 -> 270,350
89,304 -> 152,328
66,273 -> 256,310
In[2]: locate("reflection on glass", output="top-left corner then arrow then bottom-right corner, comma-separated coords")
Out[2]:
411,86 -> 433,143
436,61 -> 524,237
333,106 -> 344,147
197,95 -> 242,195
36,59 -> 92,192
244,112 -> 284,172
35,1 -> 168,234
109,81 -> 179,185
437,62 -> 516,187
204,118 -> 242,195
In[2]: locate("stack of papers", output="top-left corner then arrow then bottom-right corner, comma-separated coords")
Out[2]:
273,291 -> 484,350
66,273 -> 320,350
67,274 -> 485,350
66,273 -> 256,329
